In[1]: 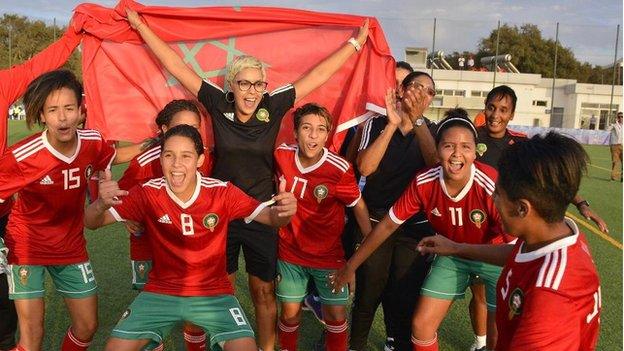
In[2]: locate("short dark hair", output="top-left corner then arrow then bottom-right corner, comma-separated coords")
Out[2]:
396,61 -> 414,73
401,71 -> 435,90
485,85 -> 517,113
498,132 -> 588,223
435,108 -> 477,144
163,124 -> 204,156
155,99 -> 201,131
23,69 -> 83,129
293,103 -> 333,131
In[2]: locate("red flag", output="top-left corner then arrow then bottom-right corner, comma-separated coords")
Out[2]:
73,0 -> 394,151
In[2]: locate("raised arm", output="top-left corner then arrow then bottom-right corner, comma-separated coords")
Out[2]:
416,235 -> 514,267
293,19 -> 369,102
357,89 -> 400,176
126,9 -> 202,96
84,170 -> 129,229
402,86 -> 438,166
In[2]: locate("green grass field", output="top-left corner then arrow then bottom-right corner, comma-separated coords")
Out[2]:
6,120 -> 623,350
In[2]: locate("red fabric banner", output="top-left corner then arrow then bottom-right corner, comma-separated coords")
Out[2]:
73,0 -> 394,151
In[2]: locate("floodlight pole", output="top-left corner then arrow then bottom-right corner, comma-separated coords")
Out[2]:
431,18 -> 437,77
551,22 -> 559,122
608,24 -> 620,126
493,20 -> 500,87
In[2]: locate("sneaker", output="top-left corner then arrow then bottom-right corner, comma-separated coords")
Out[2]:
303,294 -> 324,324
383,337 -> 395,351
469,341 -> 486,351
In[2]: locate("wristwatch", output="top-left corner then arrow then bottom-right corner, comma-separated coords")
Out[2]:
575,200 -> 590,209
413,117 -> 425,127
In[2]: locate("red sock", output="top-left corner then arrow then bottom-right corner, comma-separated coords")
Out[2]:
183,326 -> 206,351
325,319 -> 348,351
411,333 -> 438,351
61,328 -> 91,351
10,346 -> 27,351
278,319 -> 299,351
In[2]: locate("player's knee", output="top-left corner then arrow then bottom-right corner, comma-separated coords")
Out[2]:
323,305 -> 346,322
251,282 -> 276,305
73,319 -> 98,340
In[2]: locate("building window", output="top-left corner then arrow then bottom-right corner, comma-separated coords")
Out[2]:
533,100 -> 547,107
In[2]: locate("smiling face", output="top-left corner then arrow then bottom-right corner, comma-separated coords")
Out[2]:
295,113 -> 330,166
484,94 -> 515,138
40,87 -> 80,151
161,135 -> 205,201
437,125 -> 477,187
231,67 -> 265,121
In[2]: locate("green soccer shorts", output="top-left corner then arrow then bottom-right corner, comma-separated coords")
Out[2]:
420,255 -> 502,311
276,260 -> 349,305
111,292 -> 254,350
7,261 -> 97,299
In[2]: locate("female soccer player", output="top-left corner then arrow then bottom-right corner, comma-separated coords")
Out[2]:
330,109 -> 509,351
125,9 -> 369,350
0,24 -> 82,351
0,70 -> 117,351
417,132 -> 601,351
273,103 -> 371,351
85,125 -> 296,351
117,99 -> 212,351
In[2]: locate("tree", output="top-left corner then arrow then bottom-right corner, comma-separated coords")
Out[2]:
0,14 -> 81,79
476,23 -> 606,83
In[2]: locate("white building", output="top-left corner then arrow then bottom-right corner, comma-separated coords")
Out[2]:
405,48 -> 623,130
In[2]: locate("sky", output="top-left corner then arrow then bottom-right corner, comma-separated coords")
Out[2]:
2,0 -> 623,66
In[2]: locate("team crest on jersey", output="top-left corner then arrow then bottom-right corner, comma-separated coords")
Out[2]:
120,308 -> 132,321
508,288 -> 524,320
275,273 -> 282,284
256,108 -> 270,122
203,214 -> 219,232
469,209 -> 486,229
137,263 -> 146,278
85,164 -> 94,180
18,266 -> 29,285
476,143 -> 487,157
313,185 -> 329,203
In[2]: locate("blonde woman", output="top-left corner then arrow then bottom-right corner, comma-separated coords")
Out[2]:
126,9 -> 368,350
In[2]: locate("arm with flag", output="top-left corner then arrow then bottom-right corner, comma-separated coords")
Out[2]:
73,0 -> 395,151
0,18 -> 82,152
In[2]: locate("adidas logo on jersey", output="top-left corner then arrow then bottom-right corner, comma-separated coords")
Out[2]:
431,207 -> 442,217
157,214 -> 172,224
39,175 -> 54,185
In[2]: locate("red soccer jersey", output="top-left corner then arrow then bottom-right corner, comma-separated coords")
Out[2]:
389,162 -> 507,244
274,144 -> 361,269
0,130 -> 116,265
110,174 -> 264,296
118,143 -> 213,261
496,218 -> 601,350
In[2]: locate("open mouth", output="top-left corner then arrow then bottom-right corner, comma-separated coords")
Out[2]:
306,142 -> 318,151
448,160 -> 464,173
243,97 -> 257,109
170,171 -> 185,187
